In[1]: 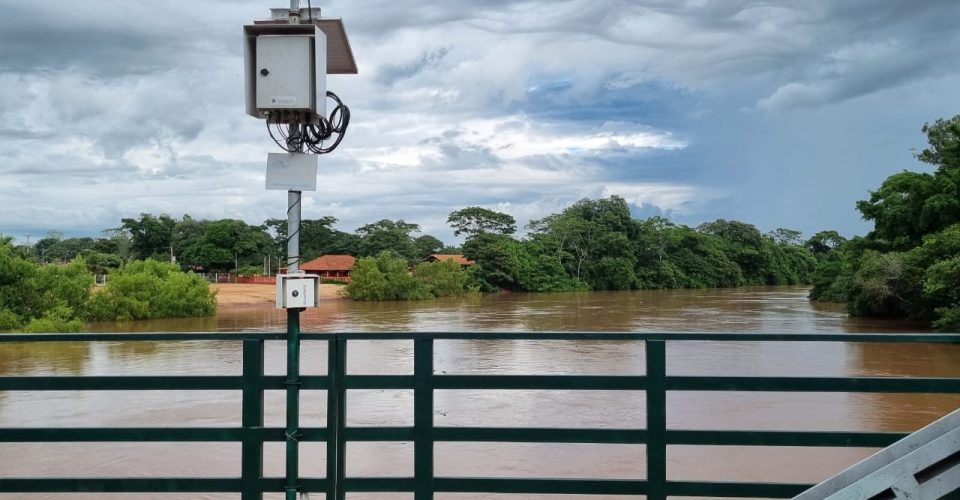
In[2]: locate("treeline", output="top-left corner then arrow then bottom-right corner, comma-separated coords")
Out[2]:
809,115 -> 960,331
343,203 -> 822,301
456,203 -> 817,293
0,239 -> 215,332
13,215 -> 452,275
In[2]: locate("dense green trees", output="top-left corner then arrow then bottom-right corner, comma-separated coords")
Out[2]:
451,199 -> 815,294
87,260 -> 216,321
347,252 -> 432,301
0,238 -> 216,332
810,115 -> 960,330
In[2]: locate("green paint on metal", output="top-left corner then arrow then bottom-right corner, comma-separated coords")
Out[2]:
326,338 -> 340,500
335,338 -> 348,500
285,309 -> 301,500
414,337 -> 435,500
1,332 -> 959,498
242,340 -> 265,500
645,340 -> 667,500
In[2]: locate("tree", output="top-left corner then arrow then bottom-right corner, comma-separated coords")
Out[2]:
414,259 -> 469,297
414,235 -> 444,259
87,260 -> 215,321
462,233 -> 521,290
527,196 -> 638,289
806,230 -> 846,257
917,115 -> 960,173
356,219 -> 420,260
121,214 -> 177,260
180,219 -> 273,272
447,207 -> 516,237
698,219 -> 769,284
767,228 -> 803,246
347,252 -> 430,300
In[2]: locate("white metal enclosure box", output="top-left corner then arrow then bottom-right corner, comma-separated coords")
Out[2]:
256,35 -> 314,111
244,23 -> 332,120
275,274 -> 319,308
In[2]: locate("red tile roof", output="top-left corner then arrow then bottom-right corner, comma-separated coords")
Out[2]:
301,254 -> 356,272
426,254 -> 475,266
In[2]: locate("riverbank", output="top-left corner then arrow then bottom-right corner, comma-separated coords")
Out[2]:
211,283 -> 347,306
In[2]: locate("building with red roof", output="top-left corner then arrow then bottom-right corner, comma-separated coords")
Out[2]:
300,254 -> 357,282
424,254 -> 475,267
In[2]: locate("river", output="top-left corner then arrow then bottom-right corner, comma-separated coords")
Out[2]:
1,286 -> 958,499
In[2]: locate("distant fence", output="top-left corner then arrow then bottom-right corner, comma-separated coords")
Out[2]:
237,276 -> 277,285
203,273 -> 277,285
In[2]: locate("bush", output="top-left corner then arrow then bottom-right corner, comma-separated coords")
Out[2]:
933,307 -> 960,332
22,306 -> 85,333
88,259 -> 216,321
26,258 -> 94,318
347,252 -> 430,301
414,260 -> 468,297
0,309 -> 22,331
320,278 -> 348,285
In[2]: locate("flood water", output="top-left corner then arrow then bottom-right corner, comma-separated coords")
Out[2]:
1,286 -> 959,499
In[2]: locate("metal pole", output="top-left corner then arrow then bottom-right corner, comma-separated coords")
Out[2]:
284,120 -> 303,498
285,306 -> 301,500
287,190 -> 301,273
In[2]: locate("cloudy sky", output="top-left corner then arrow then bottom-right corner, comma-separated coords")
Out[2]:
2,0 -> 959,246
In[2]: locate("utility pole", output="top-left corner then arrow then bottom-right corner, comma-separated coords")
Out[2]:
284,4 -> 303,499
244,4 -> 355,497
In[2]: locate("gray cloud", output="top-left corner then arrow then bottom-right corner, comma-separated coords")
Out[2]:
376,47 -> 450,86
3,0 -> 960,245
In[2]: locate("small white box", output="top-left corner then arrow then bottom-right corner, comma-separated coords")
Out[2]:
276,274 -> 319,308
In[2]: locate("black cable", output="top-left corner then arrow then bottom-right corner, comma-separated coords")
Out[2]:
307,0 -> 313,22
265,92 -> 349,155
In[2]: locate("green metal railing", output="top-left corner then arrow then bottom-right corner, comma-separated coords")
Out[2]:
1,332 -> 959,499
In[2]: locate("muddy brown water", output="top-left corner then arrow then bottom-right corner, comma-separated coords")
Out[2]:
1,286 -> 958,499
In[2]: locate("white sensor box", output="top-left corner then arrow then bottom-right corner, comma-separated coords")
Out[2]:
276,274 -> 319,309
244,23 -> 328,120
256,35 -> 313,111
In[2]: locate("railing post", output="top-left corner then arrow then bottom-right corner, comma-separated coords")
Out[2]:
330,337 -> 347,500
646,340 -> 667,500
285,309 -> 302,500
414,337 -> 435,500
242,339 -> 265,500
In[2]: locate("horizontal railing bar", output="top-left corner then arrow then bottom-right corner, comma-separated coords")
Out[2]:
0,477 -> 327,494
3,332 -> 958,343
0,376 -> 245,391
433,375 -> 646,390
432,477 -> 648,494
340,477 -> 417,492
0,333 -> 301,342
667,376 -> 960,393
0,478 -> 245,493
343,426 -> 415,441
343,375 -> 416,389
312,332 -> 960,343
0,375 -> 330,391
299,478 -> 331,491
435,427 -> 648,444
1,427 -> 899,447
666,430 -> 906,447
667,480 -> 812,497
0,427 -> 329,442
